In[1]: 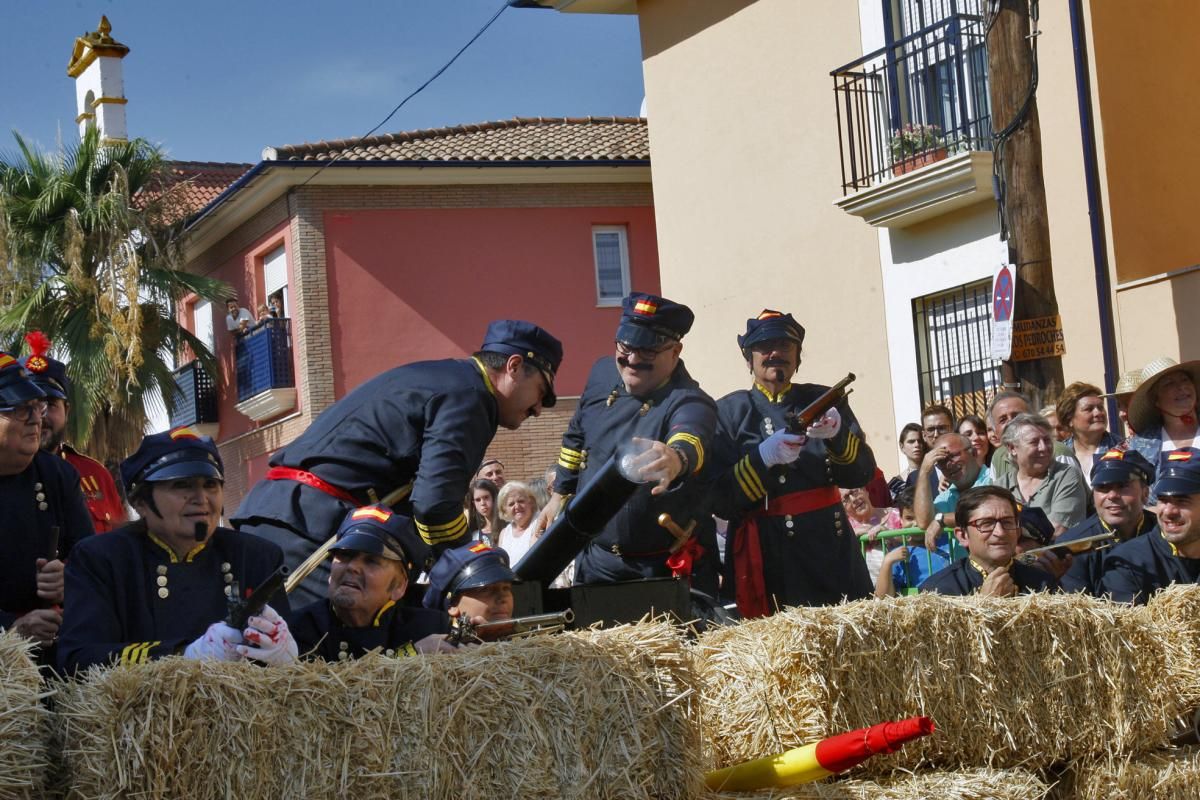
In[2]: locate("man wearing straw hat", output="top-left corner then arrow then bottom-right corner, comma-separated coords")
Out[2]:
233,320 -> 562,605
1100,447 -> 1200,604
1123,358 -> 1200,500
57,428 -> 297,673
920,486 -> 1057,596
0,352 -> 94,658
1103,368 -> 1144,436
710,310 -> 876,615
288,505 -> 453,661
1058,449 -> 1157,596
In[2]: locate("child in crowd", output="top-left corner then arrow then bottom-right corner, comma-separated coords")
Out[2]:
875,488 -> 953,597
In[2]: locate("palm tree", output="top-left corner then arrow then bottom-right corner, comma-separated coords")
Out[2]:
0,127 -> 230,462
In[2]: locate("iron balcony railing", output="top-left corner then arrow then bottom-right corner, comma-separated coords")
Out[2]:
169,359 -> 219,428
235,317 -> 295,403
832,13 -> 992,194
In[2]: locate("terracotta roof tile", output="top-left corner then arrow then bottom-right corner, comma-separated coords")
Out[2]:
266,116 -> 649,163
140,161 -> 253,223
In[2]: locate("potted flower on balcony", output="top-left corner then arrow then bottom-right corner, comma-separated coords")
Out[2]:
889,123 -> 948,176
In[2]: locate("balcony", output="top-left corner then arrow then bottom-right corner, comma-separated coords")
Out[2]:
234,317 -> 296,422
831,13 -> 995,228
169,359 -> 219,439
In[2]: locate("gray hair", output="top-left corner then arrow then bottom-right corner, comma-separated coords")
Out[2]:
987,390 -> 1030,426
1000,413 -> 1054,448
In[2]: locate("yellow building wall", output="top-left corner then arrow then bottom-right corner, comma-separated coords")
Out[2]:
1089,0 -> 1200,284
636,0 -> 897,454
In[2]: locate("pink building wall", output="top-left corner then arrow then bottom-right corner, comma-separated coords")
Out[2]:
322,206 -> 661,397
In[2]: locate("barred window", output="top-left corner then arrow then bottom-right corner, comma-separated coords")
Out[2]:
912,278 -> 1002,419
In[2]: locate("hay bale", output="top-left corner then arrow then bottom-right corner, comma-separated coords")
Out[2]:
0,632 -> 48,799
696,593 -> 1178,774
1052,748 -> 1200,799
1145,584 -> 1200,711
706,767 -> 1051,800
56,620 -> 702,800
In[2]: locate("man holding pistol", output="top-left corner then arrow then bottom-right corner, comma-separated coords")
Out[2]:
711,310 -> 877,615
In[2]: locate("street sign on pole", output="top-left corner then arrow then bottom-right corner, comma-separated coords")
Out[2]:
990,264 -> 1014,361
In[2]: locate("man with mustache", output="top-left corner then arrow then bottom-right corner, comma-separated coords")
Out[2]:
233,320 -> 563,605
540,293 -> 717,588
288,506 -> 453,661
1058,449 -> 1157,596
20,331 -> 126,532
1100,447 -> 1200,604
710,310 -> 877,615
0,352 -> 94,660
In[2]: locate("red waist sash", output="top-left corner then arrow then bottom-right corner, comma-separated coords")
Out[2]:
265,467 -> 359,506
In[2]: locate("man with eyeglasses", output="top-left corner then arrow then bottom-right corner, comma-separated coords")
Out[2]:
541,292 -> 717,590
1100,448 -> 1200,604
709,310 -> 876,615
920,486 -> 1057,596
0,352 -> 94,658
233,320 -> 563,605
913,432 -> 991,550
20,331 -> 126,532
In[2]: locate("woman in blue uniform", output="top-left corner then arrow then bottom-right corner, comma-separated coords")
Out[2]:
57,428 -> 296,673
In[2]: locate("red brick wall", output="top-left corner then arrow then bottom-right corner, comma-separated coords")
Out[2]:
484,397 -> 579,486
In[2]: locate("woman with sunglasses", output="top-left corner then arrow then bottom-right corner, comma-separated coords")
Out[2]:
0,352 -> 94,661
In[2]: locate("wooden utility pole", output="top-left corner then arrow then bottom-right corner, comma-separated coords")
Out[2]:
986,0 -> 1064,409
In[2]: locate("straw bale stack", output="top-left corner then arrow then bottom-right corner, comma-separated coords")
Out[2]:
706,767 -> 1051,800
1145,584 -> 1200,709
0,632 -> 48,800
1052,748 -> 1200,799
56,621 -> 702,800
696,593 -> 1179,774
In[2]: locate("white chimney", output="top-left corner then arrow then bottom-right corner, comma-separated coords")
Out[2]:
67,16 -> 130,142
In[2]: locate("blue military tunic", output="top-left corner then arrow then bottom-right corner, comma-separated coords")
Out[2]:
1057,510 -> 1158,596
711,383 -> 876,609
288,599 -> 449,662
0,450 -> 94,629
233,358 -> 501,602
919,557 -> 1058,596
555,356 -> 716,585
57,525 -> 288,674
1099,530 -> 1200,604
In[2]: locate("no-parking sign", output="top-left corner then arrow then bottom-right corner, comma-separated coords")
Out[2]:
989,264 -> 1014,360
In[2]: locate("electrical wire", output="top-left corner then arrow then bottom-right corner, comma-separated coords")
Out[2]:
296,1 -> 509,187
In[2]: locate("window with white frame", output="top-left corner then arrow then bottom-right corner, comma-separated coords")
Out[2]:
263,245 -> 289,317
592,226 -> 630,306
193,299 -> 215,354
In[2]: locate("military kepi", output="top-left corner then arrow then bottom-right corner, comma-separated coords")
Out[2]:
616,292 -> 695,349
1155,448 -> 1200,497
422,542 -> 518,611
19,330 -> 70,399
0,351 -> 45,409
120,426 -> 224,490
1090,448 -> 1156,487
480,319 -> 563,407
331,505 -> 428,578
737,309 -> 806,351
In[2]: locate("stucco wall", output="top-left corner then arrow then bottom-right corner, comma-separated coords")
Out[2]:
636,0 -> 897,455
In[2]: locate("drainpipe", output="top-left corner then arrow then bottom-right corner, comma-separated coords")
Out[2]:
1069,0 -> 1121,426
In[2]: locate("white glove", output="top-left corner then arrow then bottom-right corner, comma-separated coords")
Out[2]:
758,430 -> 806,467
183,621 -> 244,662
805,407 -> 842,440
238,604 -> 299,666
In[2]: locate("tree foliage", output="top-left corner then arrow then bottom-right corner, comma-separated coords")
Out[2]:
0,128 -> 230,462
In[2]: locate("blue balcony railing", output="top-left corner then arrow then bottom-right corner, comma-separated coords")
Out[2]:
235,318 -> 295,403
832,12 -> 992,193
170,359 -> 218,427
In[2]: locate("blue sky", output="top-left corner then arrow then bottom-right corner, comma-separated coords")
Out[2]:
1,1 -> 645,164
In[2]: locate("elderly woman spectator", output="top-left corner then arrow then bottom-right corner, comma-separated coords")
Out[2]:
1125,359 -> 1200,490
957,414 -> 993,463
990,414 -> 1087,536
496,480 -> 541,565
1057,382 -> 1120,489
466,478 -> 500,546
841,486 -> 903,585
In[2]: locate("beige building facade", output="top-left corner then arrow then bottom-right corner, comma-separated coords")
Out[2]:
520,0 -> 1200,473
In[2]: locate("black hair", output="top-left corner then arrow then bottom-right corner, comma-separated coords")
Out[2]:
954,485 -> 1018,528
